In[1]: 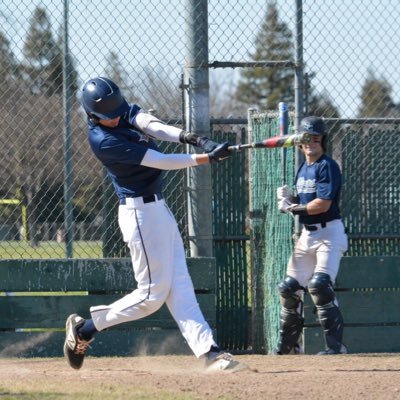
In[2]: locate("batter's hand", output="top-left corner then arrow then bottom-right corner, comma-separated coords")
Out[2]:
197,137 -> 220,153
208,142 -> 231,163
278,198 -> 297,213
277,185 -> 292,200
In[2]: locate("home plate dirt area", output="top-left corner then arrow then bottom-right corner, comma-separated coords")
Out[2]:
1,354 -> 400,399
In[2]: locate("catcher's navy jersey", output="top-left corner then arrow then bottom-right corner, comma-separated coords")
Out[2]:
87,104 -> 163,199
295,154 -> 342,225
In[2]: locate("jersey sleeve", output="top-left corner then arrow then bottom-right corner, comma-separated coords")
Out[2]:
141,148 -> 197,170
122,104 -> 142,126
316,160 -> 341,200
134,112 -> 182,143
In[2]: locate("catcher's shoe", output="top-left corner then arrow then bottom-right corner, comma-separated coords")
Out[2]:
317,344 -> 348,355
63,314 -> 94,370
272,343 -> 303,355
205,351 -> 248,373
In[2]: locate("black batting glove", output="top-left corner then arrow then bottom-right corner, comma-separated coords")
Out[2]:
197,137 -> 220,153
179,131 -> 221,153
208,142 -> 231,163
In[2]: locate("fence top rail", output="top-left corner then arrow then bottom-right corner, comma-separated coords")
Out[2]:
326,118 -> 400,124
158,118 -> 248,125
150,117 -> 400,126
208,60 -> 296,69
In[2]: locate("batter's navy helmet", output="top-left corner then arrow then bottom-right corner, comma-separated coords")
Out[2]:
299,116 -> 327,136
81,77 -> 129,120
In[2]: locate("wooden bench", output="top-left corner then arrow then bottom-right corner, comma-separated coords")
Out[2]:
303,256 -> 400,353
0,257 -> 216,357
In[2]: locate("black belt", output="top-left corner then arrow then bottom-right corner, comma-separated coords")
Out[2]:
119,193 -> 163,205
304,222 -> 327,231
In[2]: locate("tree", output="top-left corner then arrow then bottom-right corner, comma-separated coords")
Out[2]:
358,70 -> 394,117
46,32 -> 78,96
22,7 -> 57,94
235,2 -> 294,110
306,73 -> 340,118
23,7 -> 55,67
104,52 -> 181,117
234,2 -> 340,119
0,31 -> 16,85
139,67 -> 182,118
105,51 -> 128,88
209,70 -> 244,117
13,6 -> 81,244
22,6 -> 78,96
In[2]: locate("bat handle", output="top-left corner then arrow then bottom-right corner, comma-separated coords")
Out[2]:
227,144 -> 242,152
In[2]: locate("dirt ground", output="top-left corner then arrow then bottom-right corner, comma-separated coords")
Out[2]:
1,354 -> 400,399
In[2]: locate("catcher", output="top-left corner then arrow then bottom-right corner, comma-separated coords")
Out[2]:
275,116 -> 348,355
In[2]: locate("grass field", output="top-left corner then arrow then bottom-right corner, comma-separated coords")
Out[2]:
0,241 -> 103,259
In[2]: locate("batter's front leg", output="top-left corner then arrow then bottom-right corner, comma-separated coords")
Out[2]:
165,234 -> 217,358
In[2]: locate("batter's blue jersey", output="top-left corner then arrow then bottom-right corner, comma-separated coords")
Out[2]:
87,104 -> 163,199
294,154 -> 342,225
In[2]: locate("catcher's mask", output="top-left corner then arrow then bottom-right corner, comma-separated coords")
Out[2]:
299,116 -> 327,152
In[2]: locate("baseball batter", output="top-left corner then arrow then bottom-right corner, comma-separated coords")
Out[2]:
63,77 -> 244,372
275,116 -> 348,355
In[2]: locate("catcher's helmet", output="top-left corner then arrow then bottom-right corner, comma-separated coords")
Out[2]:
299,116 -> 327,136
81,77 -> 129,120
299,116 -> 327,151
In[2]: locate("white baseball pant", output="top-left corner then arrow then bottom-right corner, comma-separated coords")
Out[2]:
90,196 -> 217,358
286,219 -> 348,287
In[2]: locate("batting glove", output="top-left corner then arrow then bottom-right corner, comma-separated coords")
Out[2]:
278,198 -> 297,213
208,142 -> 231,163
277,185 -> 292,201
197,137 -> 220,153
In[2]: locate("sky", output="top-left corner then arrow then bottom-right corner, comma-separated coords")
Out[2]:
1,0 -> 400,118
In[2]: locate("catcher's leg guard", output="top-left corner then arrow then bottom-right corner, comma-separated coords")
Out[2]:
308,272 -> 345,353
275,276 -> 305,355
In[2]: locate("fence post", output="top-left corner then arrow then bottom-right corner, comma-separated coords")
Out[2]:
184,0 -> 213,257
62,0 -> 74,258
294,0 -> 305,240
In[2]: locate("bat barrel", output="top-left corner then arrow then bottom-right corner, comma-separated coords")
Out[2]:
227,133 -> 311,152
279,102 -> 289,136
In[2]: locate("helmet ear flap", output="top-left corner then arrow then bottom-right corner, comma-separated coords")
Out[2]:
87,112 -> 100,125
321,135 -> 327,152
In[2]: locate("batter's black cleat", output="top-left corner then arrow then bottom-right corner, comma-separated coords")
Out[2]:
63,314 -> 94,370
317,344 -> 348,355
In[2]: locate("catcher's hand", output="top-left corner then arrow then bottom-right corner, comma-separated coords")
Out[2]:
277,185 -> 292,200
278,198 -> 297,213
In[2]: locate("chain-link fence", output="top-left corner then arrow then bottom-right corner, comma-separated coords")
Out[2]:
0,0 -> 273,259
1,0 -> 399,258
328,122 -> 400,255
249,112 -> 400,353
248,111 -> 296,354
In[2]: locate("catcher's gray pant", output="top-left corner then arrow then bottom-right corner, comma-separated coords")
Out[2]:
287,219 -> 348,288
90,196 -> 217,358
